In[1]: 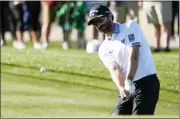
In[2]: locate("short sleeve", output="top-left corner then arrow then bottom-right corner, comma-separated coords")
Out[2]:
98,42 -> 116,68
126,20 -> 142,47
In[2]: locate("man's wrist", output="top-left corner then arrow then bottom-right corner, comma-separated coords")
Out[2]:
125,78 -> 133,82
126,78 -> 133,81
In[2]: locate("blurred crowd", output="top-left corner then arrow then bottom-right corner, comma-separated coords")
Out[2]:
0,1 -> 179,52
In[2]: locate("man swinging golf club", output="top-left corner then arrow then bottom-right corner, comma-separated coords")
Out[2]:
88,5 -> 160,115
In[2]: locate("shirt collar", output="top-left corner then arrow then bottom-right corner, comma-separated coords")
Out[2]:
113,23 -> 120,34
107,23 -> 120,41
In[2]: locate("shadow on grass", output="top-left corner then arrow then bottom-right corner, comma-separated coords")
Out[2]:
2,71 -> 178,106
1,62 -> 111,81
2,71 -> 114,92
1,63 -> 179,95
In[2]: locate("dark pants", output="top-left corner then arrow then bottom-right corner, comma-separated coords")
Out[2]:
116,74 -> 160,115
26,1 -> 41,31
171,1 -> 179,36
0,1 -> 7,41
14,1 -> 41,31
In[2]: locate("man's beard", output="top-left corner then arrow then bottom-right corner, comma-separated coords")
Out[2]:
99,23 -> 112,34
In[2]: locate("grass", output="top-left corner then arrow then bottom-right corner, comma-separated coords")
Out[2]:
1,40 -> 179,118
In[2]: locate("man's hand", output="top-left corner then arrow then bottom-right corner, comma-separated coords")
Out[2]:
119,80 -> 135,100
125,79 -> 135,94
106,62 -> 136,100
119,87 -> 130,100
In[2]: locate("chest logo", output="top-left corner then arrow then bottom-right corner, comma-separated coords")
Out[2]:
121,39 -> 125,44
108,50 -> 113,54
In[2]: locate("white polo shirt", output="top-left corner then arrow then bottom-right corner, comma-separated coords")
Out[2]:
98,20 -> 156,81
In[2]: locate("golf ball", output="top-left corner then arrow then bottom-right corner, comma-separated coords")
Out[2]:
40,67 -> 46,72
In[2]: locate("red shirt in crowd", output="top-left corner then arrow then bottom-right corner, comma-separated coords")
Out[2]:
43,1 -> 55,5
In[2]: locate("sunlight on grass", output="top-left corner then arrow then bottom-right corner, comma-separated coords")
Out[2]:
1,41 -> 179,118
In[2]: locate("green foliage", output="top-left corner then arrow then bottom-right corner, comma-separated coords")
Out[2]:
56,1 -> 88,32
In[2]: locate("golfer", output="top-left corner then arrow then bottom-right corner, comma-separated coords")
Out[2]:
88,5 -> 160,115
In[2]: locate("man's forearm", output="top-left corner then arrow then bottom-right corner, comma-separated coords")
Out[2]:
126,58 -> 138,80
126,46 -> 139,81
108,62 -> 124,89
110,67 -> 124,89
108,62 -> 130,99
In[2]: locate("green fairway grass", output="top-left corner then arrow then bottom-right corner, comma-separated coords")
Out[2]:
1,41 -> 179,118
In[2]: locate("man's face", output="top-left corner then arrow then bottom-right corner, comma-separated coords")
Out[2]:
92,15 -> 113,34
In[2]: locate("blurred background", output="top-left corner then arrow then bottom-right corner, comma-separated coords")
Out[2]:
0,1 -> 179,51
0,1 -> 179,118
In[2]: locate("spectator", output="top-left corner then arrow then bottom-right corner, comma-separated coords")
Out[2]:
8,1 -> 17,40
0,1 -> 8,46
139,1 -> 172,52
71,1 -> 88,49
171,1 -> 179,40
0,1 -> 16,46
109,1 -> 139,23
13,1 -> 42,49
41,1 -> 57,49
13,1 -> 26,49
56,1 -> 75,50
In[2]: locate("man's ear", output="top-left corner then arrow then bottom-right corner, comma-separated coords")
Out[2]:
108,13 -> 113,21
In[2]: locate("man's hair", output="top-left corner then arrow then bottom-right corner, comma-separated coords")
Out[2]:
112,14 -> 114,21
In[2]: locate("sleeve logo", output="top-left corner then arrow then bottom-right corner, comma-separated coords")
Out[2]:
128,34 -> 135,42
